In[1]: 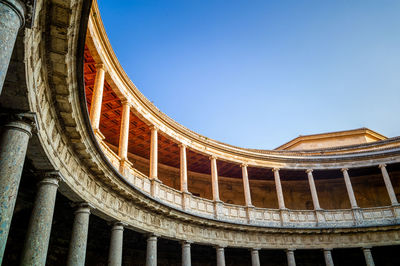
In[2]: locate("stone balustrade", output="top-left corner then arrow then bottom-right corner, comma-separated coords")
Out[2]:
97,136 -> 400,229
1,0 -> 400,264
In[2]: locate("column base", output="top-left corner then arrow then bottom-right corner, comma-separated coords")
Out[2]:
352,207 -> 364,226
213,200 -> 224,219
279,208 -> 290,226
391,204 -> 400,222
182,191 -> 192,210
315,208 -> 328,227
150,177 -> 162,198
245,205 -> 255,224
119,159 -> 133,178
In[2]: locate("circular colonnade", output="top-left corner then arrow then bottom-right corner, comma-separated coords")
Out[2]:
0,0 -> 400,265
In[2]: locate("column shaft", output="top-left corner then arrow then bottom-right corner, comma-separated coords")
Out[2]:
149,127 -> 158,179
251,249 -> 260,266
21,173 -> 61,265
67,204 -> 91,266
341,168 -> 358,208
146,235 -> 157,266
118,101 -> 130,161
241,164 -> 253,207
89,64 -> 105,130
0,0 -> 25,94
108,223 -> 124,266
286,249 -> 296,266
379,164 -> 398,205
180,144 -> 188,193
182,241 -> 191,266
210,156 -> 220,201
323,249 -> 334,266
363,248 -> 375,266
0,118 -> 33,262
216,246 -> 225,266
306,170 -> 321,210
273,168 -> 285,209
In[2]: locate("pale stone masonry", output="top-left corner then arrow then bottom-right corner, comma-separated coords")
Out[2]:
0,0 -> 399,265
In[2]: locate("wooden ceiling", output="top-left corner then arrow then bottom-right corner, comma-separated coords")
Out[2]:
84,45 -> 389,181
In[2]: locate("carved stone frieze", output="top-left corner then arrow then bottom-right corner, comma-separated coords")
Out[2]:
21,0 -> 400,250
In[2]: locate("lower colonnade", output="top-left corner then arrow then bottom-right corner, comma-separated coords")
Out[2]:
0,0 -> 400,265
0,169 -> 387,265
1,114 -> 397,265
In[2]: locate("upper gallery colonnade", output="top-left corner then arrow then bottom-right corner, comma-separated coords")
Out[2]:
0,0 -> 399,265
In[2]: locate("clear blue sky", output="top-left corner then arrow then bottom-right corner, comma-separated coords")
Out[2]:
98,0 -> 400,149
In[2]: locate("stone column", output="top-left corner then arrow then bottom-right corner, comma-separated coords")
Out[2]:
272,168 -> 285,209
0,114 -> 34,262
0,0 -> 25,94
210,156 -> 220,202
216,246 -> 225,266
323,249 -> 334,266
89,63 -> 106,131
146,235 -> 157,266
118,101 -> 130,161
181,241 -> 191,266
241,164 -> 253,207
108,222 -> 124,266
149,126 -> 158,180
379,164 -> 398,205
286,249 -> 296,266
118,101 -> 130,173
306,169 -> 321,210
362,247 -> 375,266
180,144 -> 189,193
341,168 -> 358,208
21,172 -> 61,265
251,248 -> 260,266
66,203 -> 92,266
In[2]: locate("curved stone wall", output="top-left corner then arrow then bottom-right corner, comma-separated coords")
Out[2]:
21,0 -> 399,244
0,0 -> 399,264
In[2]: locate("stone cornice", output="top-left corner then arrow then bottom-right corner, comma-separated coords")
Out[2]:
87,0 -> 400,169
21,0 -> 400,250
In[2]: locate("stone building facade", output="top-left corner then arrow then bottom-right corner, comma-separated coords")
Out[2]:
0,0 -> 399,265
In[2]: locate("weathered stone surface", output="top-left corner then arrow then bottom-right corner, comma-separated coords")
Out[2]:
0,117 -> 32,263
146,235 -> 157,266
0,0 -> 25,94
66,203 -> 91,266
20,173 -> 60,265
108,222 -> 124,266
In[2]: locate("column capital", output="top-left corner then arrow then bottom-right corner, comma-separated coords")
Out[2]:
1,0 -> 26,26
40,170 -> 63,186
251,248 -> 260,251
71,202 -> 94,214
95,63 -> 105,70
341,168 -> 349,172
379,163 -> 387,169
1,111 -> 38,136
306,169 -> 313,174
286,248 -> 296,252
215,245 -> 226,249
111,222 -> 125,231
362,246 -> 373,250
120,99 -> 130,106
209,155 -> 217,160
111,221 -> 126,226
323,248 -> 333,251
149,125 -> 159,131
147,233 -> 159,239
178,143 -> 187,148
272,167 -> 280,172
240,163 -> 248,168
181,240 -> 193,245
